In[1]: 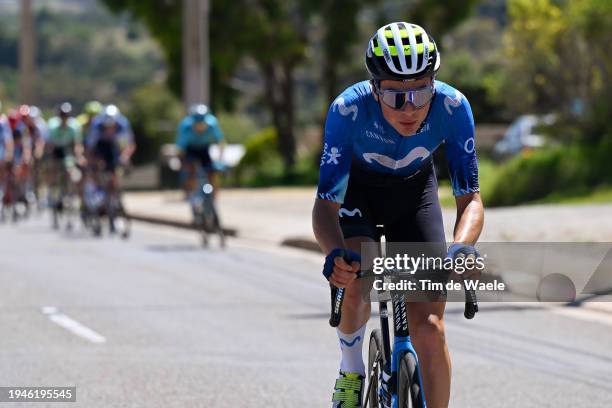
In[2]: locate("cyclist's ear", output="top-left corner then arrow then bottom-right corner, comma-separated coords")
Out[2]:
369,80 -> 379,102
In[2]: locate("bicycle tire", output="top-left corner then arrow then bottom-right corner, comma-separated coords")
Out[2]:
367,329 -> 387,407
398,351 -> 424,408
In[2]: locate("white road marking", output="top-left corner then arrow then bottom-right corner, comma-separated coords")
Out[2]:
41,306 -> 106,344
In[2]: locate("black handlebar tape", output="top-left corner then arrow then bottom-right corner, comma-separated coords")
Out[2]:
328,251 -> 354,327
329,285 -> 345,327
462,278 -> 479,319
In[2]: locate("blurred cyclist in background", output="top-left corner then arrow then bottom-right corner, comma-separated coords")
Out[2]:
86,104 -> 135,189
19,104 -> 47,160
175,104 -> 225,199
6,109 -> 33,207
46,103 -> 84,208
78,100 -> 102,136
0,102 -> 15,198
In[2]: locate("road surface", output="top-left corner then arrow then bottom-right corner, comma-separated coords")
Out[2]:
1,218 -> 611,407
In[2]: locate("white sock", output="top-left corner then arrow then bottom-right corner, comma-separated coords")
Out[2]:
337,324 -> 367,376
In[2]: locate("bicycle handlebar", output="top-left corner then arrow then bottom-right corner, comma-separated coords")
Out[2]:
328,267 -> 479,327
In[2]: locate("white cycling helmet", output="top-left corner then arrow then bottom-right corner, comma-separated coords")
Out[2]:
366,22 -> 440,81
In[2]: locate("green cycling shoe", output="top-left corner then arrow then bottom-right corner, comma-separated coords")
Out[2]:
332,371 -> 364,407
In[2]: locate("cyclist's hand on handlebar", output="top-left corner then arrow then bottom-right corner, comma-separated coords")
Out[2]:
447,243 -> 484,279
322,248 -> 361,289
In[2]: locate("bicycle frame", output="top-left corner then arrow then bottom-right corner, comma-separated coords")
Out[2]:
377,290 -> 427,408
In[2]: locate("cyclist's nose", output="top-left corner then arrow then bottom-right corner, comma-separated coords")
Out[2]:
399,102 -> 418,113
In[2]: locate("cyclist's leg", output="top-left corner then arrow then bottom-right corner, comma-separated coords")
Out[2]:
330,182 -> 379,406
182,145 -> 202,196
384,166 -> 450,408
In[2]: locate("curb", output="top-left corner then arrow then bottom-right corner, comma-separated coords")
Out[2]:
127,213 -> 238,237
281,237 -> 322,253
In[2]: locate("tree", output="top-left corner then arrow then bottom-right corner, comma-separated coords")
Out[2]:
495,0 -> 612,142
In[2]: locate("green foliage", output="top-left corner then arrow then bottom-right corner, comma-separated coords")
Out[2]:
495,0 -> 612,141
232,127 -> 280,184
127,83 -> 183,164
407,0 -> 480,38
0,3 -> 164,110
229,127 -> 320,187
216,112 -> 258,144
437,17 -> 506,122
484,139 -> 612,206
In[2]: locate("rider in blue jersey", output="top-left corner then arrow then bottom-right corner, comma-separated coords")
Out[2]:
175,104 -> 224,199
313,22 -> 484,408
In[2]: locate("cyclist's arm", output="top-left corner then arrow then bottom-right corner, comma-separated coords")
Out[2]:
119,119 -> 136,162
72,120 -> 85,159
444,91 -> 483,245
4,138 -> 14,163
2,123 -> 14,162
312,94 -> 355,253
453,192 -> 483,244
209,116 -> 225,162
175,120 -> 189,156
313,199 -> 345,254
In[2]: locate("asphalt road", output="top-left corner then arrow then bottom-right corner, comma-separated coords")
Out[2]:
1,217 -> 612,407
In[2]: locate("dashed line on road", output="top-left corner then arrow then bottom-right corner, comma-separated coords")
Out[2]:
41,306 -> 106,344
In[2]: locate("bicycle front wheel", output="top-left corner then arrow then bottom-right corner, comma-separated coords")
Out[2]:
367,329 -> 386,407
398,351 -> 424,408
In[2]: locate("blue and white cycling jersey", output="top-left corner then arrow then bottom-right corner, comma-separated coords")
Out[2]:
317,80 -> 479,203
0,115 -> 13,160
86,114 -> 134,150
175,114 -> 223,150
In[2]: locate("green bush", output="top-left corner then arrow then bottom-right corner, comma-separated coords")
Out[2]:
231,127 -> 280,184
127,83 -> 183,164
229,127 -> 321,187
484,137 -> 612,206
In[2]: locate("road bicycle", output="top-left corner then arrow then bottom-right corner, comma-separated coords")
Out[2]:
82,162 -> 130,238
48,155 -> 80,231
189,164 -> 225,248
329,245 -> 478,408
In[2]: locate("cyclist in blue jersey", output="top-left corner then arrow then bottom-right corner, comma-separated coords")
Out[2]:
0,103 -> 15,196
175,104 -> 224,199
85,104 -> 135,201
313,22 -> 484,408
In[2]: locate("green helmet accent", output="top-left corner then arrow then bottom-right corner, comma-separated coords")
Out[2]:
84,100 -> 102,116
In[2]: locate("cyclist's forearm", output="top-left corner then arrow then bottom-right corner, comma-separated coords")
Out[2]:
74,143 -> 84,157
312,198 -> 345,254
452,192 -> 484,244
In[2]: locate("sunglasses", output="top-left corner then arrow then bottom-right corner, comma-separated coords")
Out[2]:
375,82 -> 435,110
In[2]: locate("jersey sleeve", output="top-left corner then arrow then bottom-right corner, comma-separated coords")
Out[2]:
316,96 -> 357,204
208,116 -> 224,143
85,120 -> 101,149
0,119 -> 12,143
443,91 -> 480,196
175,120 -> 190,150
118,116 -> 134,145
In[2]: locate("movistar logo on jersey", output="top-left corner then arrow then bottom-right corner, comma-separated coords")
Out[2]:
363,147 -> 430,170
444,89 -> 463,115
339,208 -> 362,218
333,97 -> 358,121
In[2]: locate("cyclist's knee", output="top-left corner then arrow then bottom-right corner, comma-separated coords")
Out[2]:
412,313 -> 446,351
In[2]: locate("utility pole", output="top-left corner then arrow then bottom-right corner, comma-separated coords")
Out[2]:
19,0 -> 36,104
183,0 -> 210,109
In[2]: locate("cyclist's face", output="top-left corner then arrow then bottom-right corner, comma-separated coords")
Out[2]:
193,121 -> 208,134
375,76 -> 433,137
